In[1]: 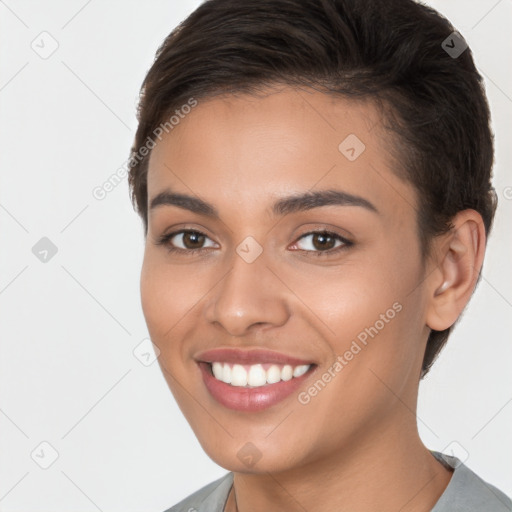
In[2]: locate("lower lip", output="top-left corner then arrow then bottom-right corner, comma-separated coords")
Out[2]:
198,362 -> 316,412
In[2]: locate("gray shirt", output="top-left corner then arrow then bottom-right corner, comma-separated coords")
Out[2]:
164,451 -> 512,511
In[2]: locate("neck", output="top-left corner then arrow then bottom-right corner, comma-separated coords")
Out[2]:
224,416 -> 452,512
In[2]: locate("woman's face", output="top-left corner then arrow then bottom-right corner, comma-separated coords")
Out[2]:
141,86 -> 433,473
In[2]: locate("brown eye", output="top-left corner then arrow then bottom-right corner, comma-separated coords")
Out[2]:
181,231 -> 206,249
158,229 -> 218,253
292,230 -> 352,256
311,232 -> 336,250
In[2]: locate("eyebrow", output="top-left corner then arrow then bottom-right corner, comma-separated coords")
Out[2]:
149,188 -> 379,218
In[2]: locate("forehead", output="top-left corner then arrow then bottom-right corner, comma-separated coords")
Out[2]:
146,86 -> 417,224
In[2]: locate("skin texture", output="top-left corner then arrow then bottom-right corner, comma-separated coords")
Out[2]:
140,86 -> 486,512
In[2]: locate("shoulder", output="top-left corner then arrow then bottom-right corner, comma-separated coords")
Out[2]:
162,472 -> 234,512
431,451 -> 512,512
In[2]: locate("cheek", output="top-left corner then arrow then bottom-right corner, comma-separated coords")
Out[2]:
278,254 -> 403,337
140,254 -> 186,344
328,263 -> 425,400
140,252 -> 217,371
140,258 -> 194,396
140,258 -> 165,334
140,252 -> 196,329
287,245 -> 422,370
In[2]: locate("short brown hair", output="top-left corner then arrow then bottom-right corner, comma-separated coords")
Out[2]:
128,0 -> 497,377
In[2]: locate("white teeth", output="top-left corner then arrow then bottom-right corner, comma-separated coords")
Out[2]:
210,362 -> 312,387
248,364 -> 267,387
266,365 -> 281,384
231,364 -> 248,386
282,365 -> 293,381
222,364 -> 232,384
212,362 -> 224,381
293,365 -> 309,378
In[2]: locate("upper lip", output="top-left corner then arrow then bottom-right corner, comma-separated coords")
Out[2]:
195,347 -> 315,366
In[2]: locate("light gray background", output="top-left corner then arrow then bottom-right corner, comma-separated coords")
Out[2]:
0,1 -> 510,510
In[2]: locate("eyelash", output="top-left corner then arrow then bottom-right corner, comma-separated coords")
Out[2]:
156,229 -> 353,257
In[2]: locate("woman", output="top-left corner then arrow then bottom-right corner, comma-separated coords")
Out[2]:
127,0 -> 511,510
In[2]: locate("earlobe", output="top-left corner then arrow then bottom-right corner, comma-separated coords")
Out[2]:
425,210 -> 486,332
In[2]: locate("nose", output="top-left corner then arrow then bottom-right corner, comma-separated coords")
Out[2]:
204,247 -> 290,337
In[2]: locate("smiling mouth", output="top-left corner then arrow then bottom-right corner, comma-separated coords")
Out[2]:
195,347 -> 318,410
205,361 -> 317,388
197,359 -> 318,412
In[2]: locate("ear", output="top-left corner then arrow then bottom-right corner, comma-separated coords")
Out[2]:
425,210 -> 487,332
